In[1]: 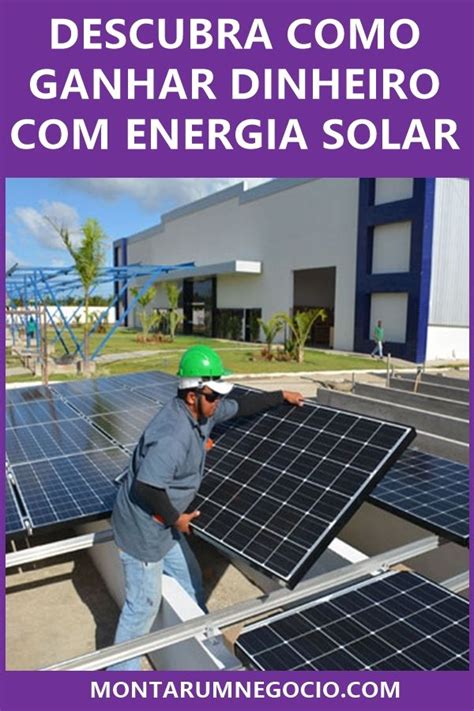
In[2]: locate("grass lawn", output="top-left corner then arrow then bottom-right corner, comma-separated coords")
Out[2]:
6,348 -> 23,368
97,347 -> 385,377
7,332 -> 391,384
51,328 -> 255,356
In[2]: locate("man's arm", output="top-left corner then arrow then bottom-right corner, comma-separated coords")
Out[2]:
131,480 -> 199,534
216,390 -> 304,421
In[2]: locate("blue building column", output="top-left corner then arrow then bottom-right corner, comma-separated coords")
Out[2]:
353,178 -> 435,362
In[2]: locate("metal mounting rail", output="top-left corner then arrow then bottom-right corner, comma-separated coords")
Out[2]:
6,529 -> 114,569
442,571 -> 469,594
45,535 -> 440,671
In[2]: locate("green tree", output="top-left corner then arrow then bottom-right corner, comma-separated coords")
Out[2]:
257,314 -> 285,357
164,282 -> 183,342
130,285 -> 162,342
46,217 -> 106,366
275,308 -> 327,363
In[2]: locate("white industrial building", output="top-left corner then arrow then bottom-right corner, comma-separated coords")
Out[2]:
114,178 -> 469,362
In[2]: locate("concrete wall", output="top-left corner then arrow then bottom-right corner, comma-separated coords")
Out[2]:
426,325 -> 469,361
338,503 -> 469,586
126,179 -> 360,350
372,221 -> 411,274
374,178 -> 414,205
429,178 -> 469,328
370,293 -> 408,343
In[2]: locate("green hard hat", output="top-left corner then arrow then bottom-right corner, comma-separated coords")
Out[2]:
177,345 -> 232,379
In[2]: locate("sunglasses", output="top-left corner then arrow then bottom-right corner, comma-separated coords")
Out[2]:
199,390 -> 222,403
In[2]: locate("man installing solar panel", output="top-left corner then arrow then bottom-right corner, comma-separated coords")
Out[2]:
108,345 -> 304,671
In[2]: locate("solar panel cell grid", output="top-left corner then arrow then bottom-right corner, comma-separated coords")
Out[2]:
51,378 -> 122,398
6,399 -> 77,428
371,449 -> 469,545
193,398 -> 414,586
63,390 -> 156,417
90,407 -> 158,448
6,386 -> 57,406
235,571 -> 469,671
11,447 -> 129,529
6,419 -> 116,465
4,373 -> 175,534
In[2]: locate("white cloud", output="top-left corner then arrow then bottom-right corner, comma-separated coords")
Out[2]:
6,248 -> 24,270
58,178 -> 271,212
14,200 -> 81,251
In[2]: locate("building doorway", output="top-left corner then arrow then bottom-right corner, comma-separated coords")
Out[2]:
293,267 -> 336,347
183,277 -> 216,337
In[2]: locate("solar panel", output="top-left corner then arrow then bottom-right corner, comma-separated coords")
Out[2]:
90,406 -> 158,448
50,378 -> 122,398
62,390 -> 157,417
192,398 -> 415,587
370,449 -> 469,546
6,399 -> 77,428
6,385 -> 56,406
6,418 -> 116,465
133,383 -> 178,403
235,571 -> 469,670
6,478 -> 26,536
10,447 -> 129,530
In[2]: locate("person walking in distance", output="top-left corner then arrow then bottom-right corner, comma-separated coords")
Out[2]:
371,320 -> 384,359
108,345 -> 304,671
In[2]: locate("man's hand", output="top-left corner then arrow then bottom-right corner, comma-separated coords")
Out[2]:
174,510 -> 200,535
282,390 -> 305,407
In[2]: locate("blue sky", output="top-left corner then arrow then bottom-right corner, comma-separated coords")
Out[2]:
6,177 -> 269,271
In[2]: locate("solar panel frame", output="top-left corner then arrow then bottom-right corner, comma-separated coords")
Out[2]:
370,449 -> 469,546
10,447 -> 129,531
6,477 -> 27,537
235,570 -> 469,671
191,398 -> 415,587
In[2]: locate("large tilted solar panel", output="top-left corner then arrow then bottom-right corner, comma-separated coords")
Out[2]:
6,399 -> 77,428
90,406 -> 158,448
235,571 -> 469,670
10,447 -> 129,530
6,478 -> 26,536
6,418 -> 116,465
192,398 -> 415,587
370,449 -> 469,546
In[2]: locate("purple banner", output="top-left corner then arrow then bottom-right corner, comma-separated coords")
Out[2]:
1,0 -> 473,176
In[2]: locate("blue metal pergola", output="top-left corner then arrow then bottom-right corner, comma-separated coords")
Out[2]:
6,263 -> 194,360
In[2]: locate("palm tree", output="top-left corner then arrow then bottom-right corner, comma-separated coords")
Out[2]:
257,314 -> 285,357
47,217 -> 106,366
275,308 -> 327,363
130,285 -> 162,342
164,282 -> 183,342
